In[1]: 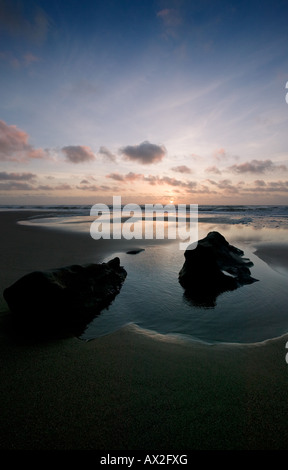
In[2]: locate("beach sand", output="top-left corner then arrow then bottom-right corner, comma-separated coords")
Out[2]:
1,211 -> 288,451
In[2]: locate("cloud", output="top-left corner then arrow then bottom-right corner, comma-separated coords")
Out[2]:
207,179 -> 239,193
205,166 -> 222,175
228,159 -> 287,174
0,171 -> 37,181
0,51 -> 41,69
76,184 -> 99,191
144,175 -> 197,190
0,1 -> 51,43
157,8 -> 182,37
0,120 -> 46,161
98,146 -> 116,162
83,175 -> 97,182
157,8 -> 181,24
171,165 -> 192,174
54,183 -> 73,190
37,185 -> 53,191
23,52 -> 40,66
254,179 -> 266,187
244,180 -> 288,193
0,181 -> 34,191
213,148 -> 227,160
0,51 -> 40,68
62,145 -> 96,164
106,173 -> 125,182
36,183 -> 73,191
120,141 -> 166,165
146,174 -> 216,195
106,171 -> 198,191
162,176 -> 196,189
106,172 -> 143,182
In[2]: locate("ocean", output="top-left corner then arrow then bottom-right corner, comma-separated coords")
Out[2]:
3,204 -> 288,344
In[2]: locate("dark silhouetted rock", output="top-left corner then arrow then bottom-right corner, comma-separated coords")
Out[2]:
179,231 -> 257,307
126,249 -> 145,255
3,257 -> 127,338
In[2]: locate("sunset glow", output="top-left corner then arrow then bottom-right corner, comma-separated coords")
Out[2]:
0,0 -> 287,205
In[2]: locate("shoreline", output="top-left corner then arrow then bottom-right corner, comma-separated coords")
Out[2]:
1,210 -> 288,450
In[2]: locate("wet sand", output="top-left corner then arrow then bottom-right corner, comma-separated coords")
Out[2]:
1,211 -> 288,451
254,242 -> 288,276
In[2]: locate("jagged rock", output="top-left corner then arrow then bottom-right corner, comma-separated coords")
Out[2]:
3,257 -> 127,338
179,231 -> 257,307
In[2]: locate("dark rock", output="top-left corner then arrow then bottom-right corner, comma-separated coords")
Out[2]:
3,257 -> 127,338
126,249 -> 145,255
179,231 -> 257,307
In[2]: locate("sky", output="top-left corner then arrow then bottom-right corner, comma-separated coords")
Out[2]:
0,0 -> 288,206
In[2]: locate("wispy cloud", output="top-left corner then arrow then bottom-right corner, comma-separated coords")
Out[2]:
98,146 -> 116,162
61,145 -> 96,164
120,141 -> 166,165
0,50 -> 40,68
106,172 -> 198,191
228,159 -> 287,174
244,180 -> 288,193
0,1 -> 52,43
144,175 -> 197,190
0,181 -> 34,191
0,171 -> 37,181
213,148 -> 227,161
207,178 -> 239,193
23,52 -> 40,66
76,184 -> 99,191
157,8 -> 182,38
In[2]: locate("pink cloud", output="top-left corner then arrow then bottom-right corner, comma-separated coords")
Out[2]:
213,148 -> 227,160
0,120 -> 46,161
